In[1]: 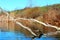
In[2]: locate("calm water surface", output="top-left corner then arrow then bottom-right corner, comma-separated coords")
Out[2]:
0,32 -> 59,40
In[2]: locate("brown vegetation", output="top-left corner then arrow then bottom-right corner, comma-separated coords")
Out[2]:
0,4 -> 60,37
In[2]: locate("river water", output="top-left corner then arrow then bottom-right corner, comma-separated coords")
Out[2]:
0,32 -> 59,40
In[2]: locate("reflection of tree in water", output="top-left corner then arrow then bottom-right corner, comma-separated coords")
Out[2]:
0,5 -> 60,40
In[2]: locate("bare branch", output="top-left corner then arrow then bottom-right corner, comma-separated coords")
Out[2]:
2,10 -> 37,36
43,31 -> 60,37
15,18 -> 60,30
1,9 -> 60,37
15,21 -> 37,36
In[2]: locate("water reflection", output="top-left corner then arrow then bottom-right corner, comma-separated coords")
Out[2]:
0,32 -> 59,40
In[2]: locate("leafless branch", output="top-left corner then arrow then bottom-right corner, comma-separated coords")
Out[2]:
1,9 -> 60,37
2,10 -> 37,36
15,18 -> 60,30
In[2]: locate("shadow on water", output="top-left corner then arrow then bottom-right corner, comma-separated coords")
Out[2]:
0,31 -> 60,40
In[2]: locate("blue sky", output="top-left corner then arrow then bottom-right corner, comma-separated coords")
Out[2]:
0,0 -> 60,11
